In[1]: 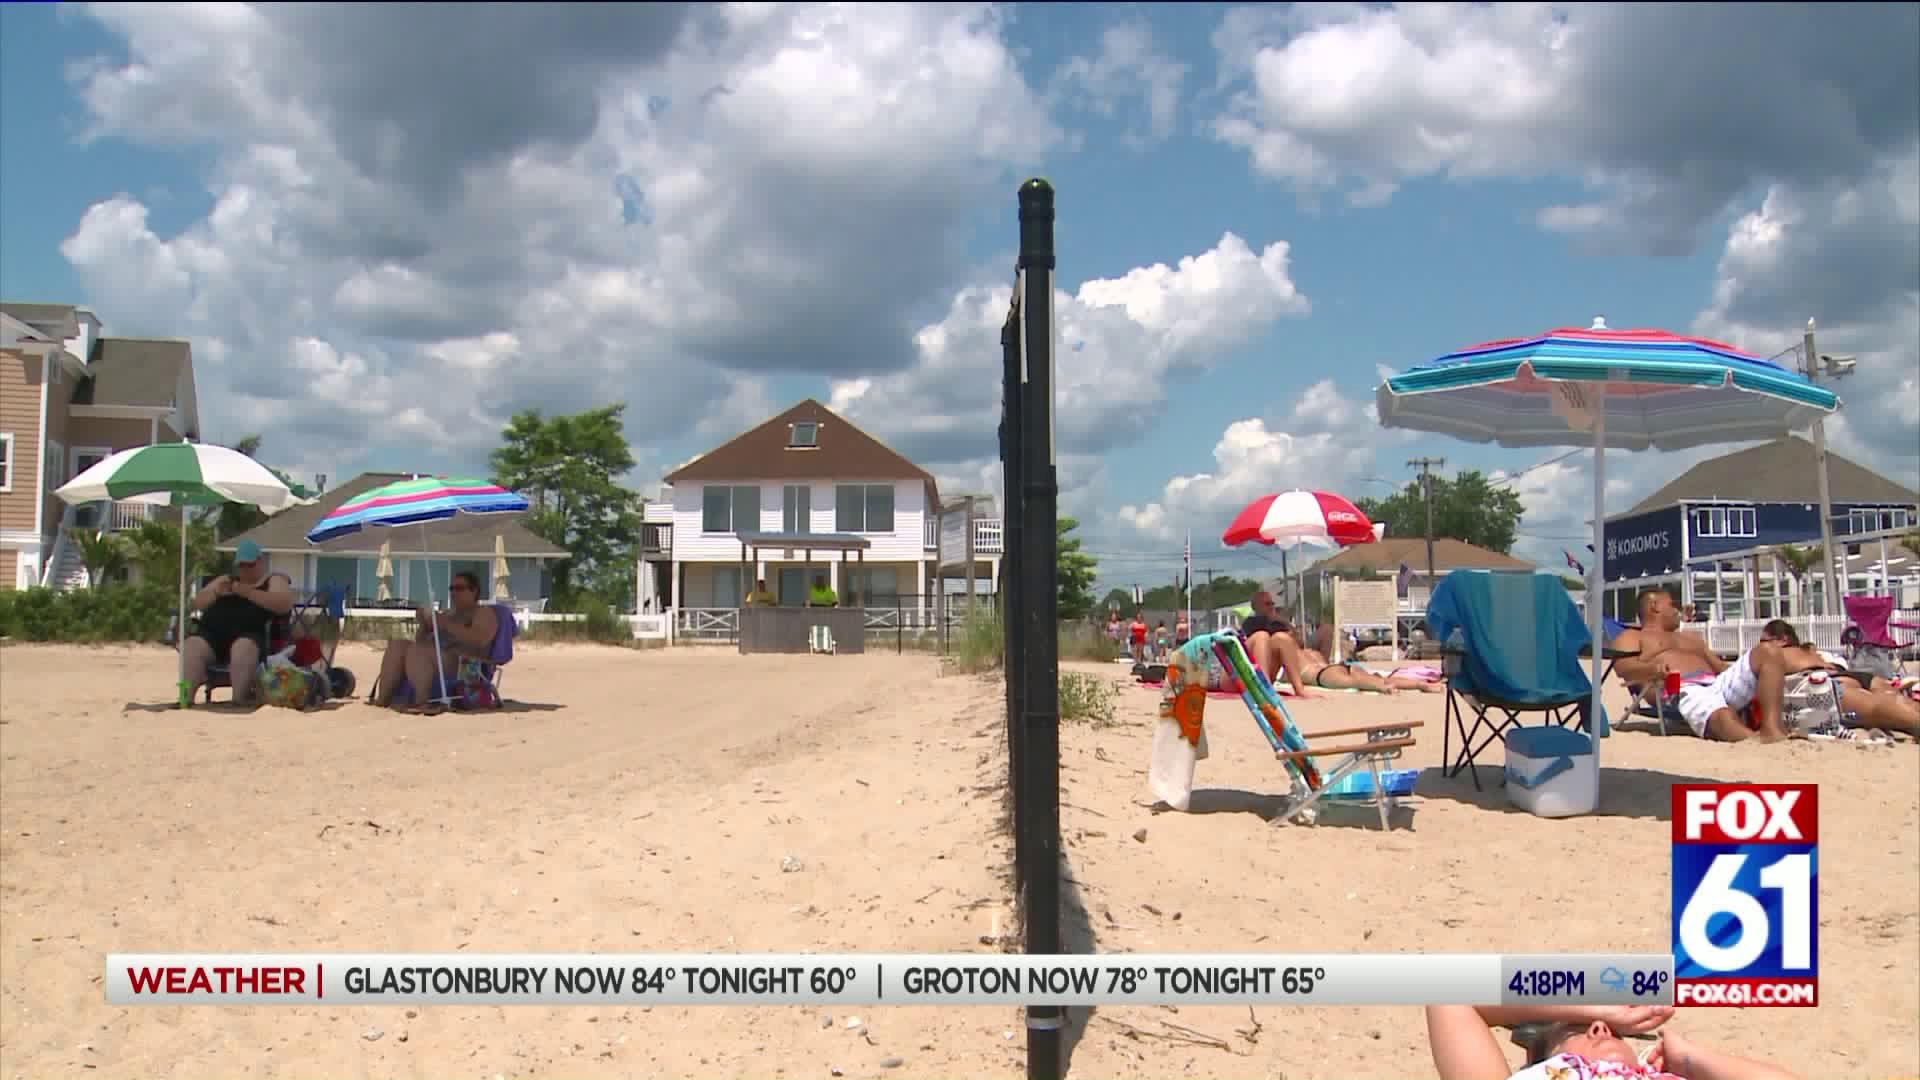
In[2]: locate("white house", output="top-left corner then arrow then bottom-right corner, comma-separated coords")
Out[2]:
638,399 -> 1002,634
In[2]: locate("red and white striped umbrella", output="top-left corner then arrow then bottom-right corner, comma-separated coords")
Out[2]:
1221,490 -> 1382,548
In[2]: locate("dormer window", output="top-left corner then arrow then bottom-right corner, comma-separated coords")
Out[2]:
788,421 -> 818,449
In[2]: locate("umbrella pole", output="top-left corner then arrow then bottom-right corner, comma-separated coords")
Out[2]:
1588,390 -> 1608,766
178,503 -> 188,691
422,524 -> 451,705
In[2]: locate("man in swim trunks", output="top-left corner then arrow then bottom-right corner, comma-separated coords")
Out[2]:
1241,590 -> 1316,697
1759,620 -> 1918,737
1611,587 -> 1794,742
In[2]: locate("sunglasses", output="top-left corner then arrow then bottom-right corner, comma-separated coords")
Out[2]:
448,583 -> 473,593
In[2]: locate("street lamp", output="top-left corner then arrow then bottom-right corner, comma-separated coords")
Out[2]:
1802,319 -> 1856,618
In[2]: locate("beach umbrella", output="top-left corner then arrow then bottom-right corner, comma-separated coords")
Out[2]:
1222,490 -> 1381,548
1375,318 -> 1840,774
375,541 -> 395,602
491,535 -> 512,601
54,442 -> 311,689
1223,490 -> 1380,627
305,476 -> 530,706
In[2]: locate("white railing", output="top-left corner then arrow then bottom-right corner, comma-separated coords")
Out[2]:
675,607 -> 740,639
1703,609 -> 1920,656
922,516 -> 1005,555
669,603 -> 984,642
109,499 -> 153,531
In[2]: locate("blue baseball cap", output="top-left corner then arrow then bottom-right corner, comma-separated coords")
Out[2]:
234,539 -> 262,563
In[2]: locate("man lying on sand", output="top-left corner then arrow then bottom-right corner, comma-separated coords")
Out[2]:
1760,619 -> 1918,738
1610,587 -> 1794,742
1426,1003 -> 1800,1080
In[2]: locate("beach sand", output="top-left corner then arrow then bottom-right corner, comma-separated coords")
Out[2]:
0,642 -> 1914,1079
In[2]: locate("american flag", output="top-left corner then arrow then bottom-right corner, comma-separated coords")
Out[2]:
1564,549 -> 1586,576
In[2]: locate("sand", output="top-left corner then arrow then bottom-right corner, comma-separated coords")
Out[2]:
1,642 -> 1915,1079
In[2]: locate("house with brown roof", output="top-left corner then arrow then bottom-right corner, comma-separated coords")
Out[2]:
1,302 -> 203,590
1598,436 -> 1917,620
219,471 -> 570,606
640,399 -> 1003,629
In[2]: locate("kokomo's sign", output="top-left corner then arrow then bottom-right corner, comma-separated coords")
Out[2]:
1606,532 -> 1670,561
1604,514 -> 1681,581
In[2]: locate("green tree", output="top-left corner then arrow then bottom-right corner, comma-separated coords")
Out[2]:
1355,469 -> 1526,554
69,527 -> 127,588
1099,573 -> 1264,615
1056,517 -> 1099,621
1771,543 -> 1820,616
209,434 -> 267,540
489,405 -> 643,606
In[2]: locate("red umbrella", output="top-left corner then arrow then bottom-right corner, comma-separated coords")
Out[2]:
1222,490 -> 1381,548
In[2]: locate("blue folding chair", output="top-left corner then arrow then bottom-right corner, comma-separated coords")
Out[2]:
1426,571 -> 1598,789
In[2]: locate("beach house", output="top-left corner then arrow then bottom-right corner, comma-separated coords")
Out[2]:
0,302 -> 203,591
1599,436 -> 1918,620
638,399 -> 1003,638
219,471 -> 570,607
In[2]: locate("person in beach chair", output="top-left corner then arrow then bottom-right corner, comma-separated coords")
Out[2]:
1241,590 -> 1317,697
1609,588 -> 1795,743
1760,620 -> 1918,738
1426,1003 -> 1800,1080
182,539 -> 295,706
372,571 -> 504,710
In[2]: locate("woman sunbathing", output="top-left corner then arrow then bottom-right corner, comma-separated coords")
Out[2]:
1426,1003 -> 1800,1080
1759,620 -> 1918,737
1294,647 -> 1446,694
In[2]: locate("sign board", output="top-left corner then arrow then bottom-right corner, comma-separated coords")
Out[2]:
938,507 -> 969,567
1333,579 -> 1398,663
630,614 -> 669,641
1605,507 -> 1684,582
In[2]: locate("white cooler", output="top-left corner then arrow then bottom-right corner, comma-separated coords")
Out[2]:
1503,725 -> 1597,818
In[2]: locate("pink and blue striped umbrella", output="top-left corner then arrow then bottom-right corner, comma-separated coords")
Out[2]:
306,476 -> 529,544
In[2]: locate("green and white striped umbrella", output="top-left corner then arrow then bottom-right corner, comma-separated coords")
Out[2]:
55,443 -> 311,512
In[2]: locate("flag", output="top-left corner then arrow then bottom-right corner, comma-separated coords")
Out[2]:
1564,549 -> 1586,576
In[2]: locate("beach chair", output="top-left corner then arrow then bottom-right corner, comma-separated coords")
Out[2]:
1598,616 -> 1685,736
196,579 -> 349,704
1149,630 -> 1422,831
809,624 -> 837,655
1426,571 -> 1597,790
1841,596 -> 1914,681
381,603 -> 518,708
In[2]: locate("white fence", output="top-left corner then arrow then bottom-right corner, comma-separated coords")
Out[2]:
1702,608 -> 1920,657
668,602 -> 990,642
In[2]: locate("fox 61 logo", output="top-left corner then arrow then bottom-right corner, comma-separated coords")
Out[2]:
1670,784 -> 1818,1007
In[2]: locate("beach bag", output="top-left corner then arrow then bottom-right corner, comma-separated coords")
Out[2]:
258,662 -> 327,710
1782,670 -> 1844,736
451,658 -> 499,710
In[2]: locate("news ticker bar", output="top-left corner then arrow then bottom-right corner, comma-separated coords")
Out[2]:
106,953 -> 1675,1007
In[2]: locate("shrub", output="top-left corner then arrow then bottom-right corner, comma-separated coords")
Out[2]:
1058,671 -> 1118,726
0,582 -> 178,643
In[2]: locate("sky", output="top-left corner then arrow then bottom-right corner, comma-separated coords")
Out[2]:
2,2 -> 1915,594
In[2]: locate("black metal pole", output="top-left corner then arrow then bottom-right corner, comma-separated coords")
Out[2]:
1017,177 -> 1063,1080
1000,279 -> 1027,895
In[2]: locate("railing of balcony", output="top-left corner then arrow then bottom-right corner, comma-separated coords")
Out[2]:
921,516 -> 1005,555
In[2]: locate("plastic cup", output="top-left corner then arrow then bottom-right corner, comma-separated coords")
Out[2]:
1663,671 -> 1682,697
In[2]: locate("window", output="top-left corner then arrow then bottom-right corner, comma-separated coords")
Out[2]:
0,432 -> 12,492
788,421 -> 818,448
44,438 -> 64,496
1850,507 -> 1914,534
315,555 -> 360,599
782,484 -> 811,533
834,483 -> 895,533
405,559 -> 451,605
859,566 -> 900,606
1692,505 -> 1754,538
701,484 -> 762,533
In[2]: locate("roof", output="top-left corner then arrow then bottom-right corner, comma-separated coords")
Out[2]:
664,399 -> 938,504
0,302 -> 77,335
221,472 -> 571,558
1310,537 -> 1537,574
1626,436 -> 1919,515
71,338 -> 191,408
736,531 -> 873,552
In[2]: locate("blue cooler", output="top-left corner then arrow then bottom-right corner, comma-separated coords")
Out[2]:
1503,726 -> 1596,818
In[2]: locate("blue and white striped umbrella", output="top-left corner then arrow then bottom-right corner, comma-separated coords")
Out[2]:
1374,319 -> 1842,784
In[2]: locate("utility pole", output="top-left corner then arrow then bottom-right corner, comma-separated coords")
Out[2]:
1408,457 -> 1445,589
1802,318 -> 1855,617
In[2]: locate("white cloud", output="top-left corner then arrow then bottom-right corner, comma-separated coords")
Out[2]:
1210,3 -> 1920,252
1049,21 -> 1188,143
830,231 -> 1310,474
57,2 -> 1062,472
1114,379 -> 1384,545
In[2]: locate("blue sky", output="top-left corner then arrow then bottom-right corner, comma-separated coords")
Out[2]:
3,3 -> 1914,589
